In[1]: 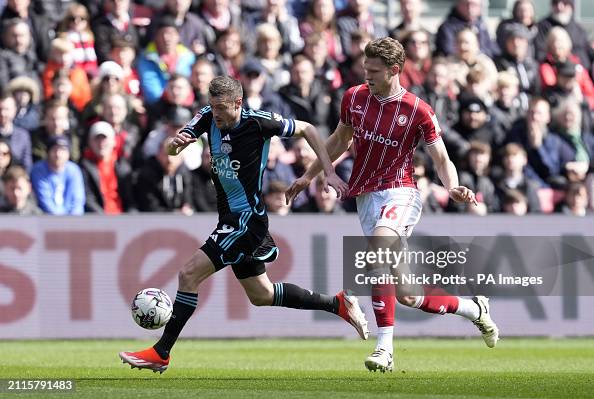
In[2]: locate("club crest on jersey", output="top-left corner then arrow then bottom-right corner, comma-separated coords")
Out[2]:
397,114 -> 408,126
187,113 -> 202,127
272,112 -> 283,121
220,143 -> 232,154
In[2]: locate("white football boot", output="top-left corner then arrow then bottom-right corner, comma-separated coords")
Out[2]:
472,296 -> 499,348
364,348 -> 394,372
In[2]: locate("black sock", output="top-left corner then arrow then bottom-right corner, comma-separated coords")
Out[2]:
272,282 -> 339,314
153,291 -> 198,359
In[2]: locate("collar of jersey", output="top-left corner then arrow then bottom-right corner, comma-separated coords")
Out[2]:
374,87 -> 406,103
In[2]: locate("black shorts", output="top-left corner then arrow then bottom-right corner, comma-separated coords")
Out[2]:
200,211 -> 279,279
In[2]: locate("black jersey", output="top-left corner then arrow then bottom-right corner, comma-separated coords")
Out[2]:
181,107 -> 296,215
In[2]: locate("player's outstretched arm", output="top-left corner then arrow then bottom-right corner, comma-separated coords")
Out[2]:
167,131 -> 197,156
286,121 -> 350,204
426,139 -> 478,205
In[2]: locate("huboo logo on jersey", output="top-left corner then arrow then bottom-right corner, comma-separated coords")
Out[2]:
357,128 -> 399,147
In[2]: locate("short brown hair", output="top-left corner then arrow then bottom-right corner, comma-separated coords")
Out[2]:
468,140 -> 491,156
364,37 -> 405,70
502,143 -> 526,158
2,165 -> 29,184
208,76 -> 243,99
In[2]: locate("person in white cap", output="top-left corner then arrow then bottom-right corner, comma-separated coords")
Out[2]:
79,121 -> 136,214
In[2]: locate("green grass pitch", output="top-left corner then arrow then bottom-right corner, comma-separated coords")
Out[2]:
1,338 -> 593,398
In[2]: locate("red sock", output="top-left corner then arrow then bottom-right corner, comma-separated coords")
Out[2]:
418,286 -> 459,315
371,284 -> 395,327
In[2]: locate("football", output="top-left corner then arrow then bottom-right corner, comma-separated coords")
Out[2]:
131,288 -> 173,330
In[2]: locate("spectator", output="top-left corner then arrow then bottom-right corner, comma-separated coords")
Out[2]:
42,37 -> 92,113
445,96 -> 504,163
31,0 -> 73,26
400,29 -> 432,90
254,23 -> 292,90
79,121 -> 135,214
137,16 -> 196,104
279,55 -> 337,139
410,58 -> 458,131
0,165 -> 41,214
56,3 -> 97,77
494,23 -> 539,109
0,0 -> 53,63
262,135 -> 296,193
49,69 -> 82,130
453,141 -> 497,214
299,0 -> 342,62
246,0 -> 303,56
0,94 -> 31,172
190,58 -> 216,110
190,141 -> 217,212
535,0 -> 594,74
586,172 -> 594,212
240,59 -> 293,117
501,188 -> 528,215
559,181 -> 588,215
31,100 -> 80,162
414,153 -> 443,214
147,0 -> 207,56
435,0 -> 498,58
494,143 -> 542,213
302,176 -> 344,213
448,28 -> 498,95
339,30 -> 371,88
142,106 -> 195,161
264,180 -> 290,215
196,0 -> 242,52
490,71 -> 524,135
147,73 -> 194,131
390,0 -> 429,42
539,27 -> 594,110
210,27 -> 245,80
496,0 -> 537,55
551,99 -> 594,182
0,138 -> 15,198
302,31 -> 342,90
134,136 -> 193,214
91,0 -> 140,63
101,93 -> 140,163
81,61 -> 125,124
543,60 -> 593,135
336,0 -> 388,57
110,38 -> 141,98
507,97 -> 564,187
290,136 -> 316,179
0,18 -> 41,87
6,76 -> 41,133
30,135 -> 85,215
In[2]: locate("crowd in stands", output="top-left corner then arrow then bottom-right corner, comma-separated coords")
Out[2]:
0,0 -> 593,217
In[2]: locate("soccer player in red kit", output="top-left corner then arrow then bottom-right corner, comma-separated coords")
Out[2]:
286,37 -> 499,372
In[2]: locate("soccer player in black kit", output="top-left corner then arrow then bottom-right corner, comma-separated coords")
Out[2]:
119,76 -> 369,373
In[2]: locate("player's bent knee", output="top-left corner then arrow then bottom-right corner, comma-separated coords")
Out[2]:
397,295 -> 418,307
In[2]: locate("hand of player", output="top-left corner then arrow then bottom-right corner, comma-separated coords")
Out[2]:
168,132 -> 196,155
323,172 -> 349,199
449,186 -> 478,206
285,176 -> 311,205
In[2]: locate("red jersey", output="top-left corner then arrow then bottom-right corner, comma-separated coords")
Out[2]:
340,84 -> 442,197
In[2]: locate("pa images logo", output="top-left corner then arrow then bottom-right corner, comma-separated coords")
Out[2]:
221,143 -> 232,154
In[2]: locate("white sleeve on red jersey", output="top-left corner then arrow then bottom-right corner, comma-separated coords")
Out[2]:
339,86 -> 357,126
417,101 -> 442,146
